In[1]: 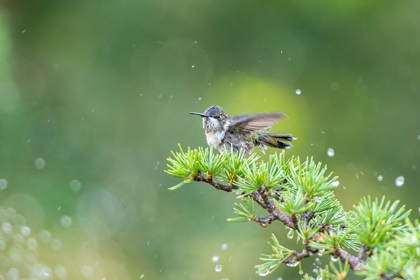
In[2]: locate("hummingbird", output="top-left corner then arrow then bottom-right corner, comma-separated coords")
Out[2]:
190,105 -> 294,154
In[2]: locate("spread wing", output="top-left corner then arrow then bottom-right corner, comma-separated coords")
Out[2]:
230,112 -> 287,132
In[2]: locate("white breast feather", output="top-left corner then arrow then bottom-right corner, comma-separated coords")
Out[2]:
206,131 -> 225,148
204,118 -> 229,150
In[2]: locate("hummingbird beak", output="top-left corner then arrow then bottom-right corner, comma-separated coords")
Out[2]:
190,112 -> 209,117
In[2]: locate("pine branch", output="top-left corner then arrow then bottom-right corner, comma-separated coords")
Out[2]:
166,145 -> 419,279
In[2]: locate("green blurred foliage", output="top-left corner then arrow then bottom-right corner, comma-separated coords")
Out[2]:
0,0 -> 419,279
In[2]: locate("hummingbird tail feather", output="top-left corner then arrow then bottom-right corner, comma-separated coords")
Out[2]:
259,132 -> 293,149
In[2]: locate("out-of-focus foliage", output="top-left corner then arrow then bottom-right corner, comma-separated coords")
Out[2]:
0,0 -> 420,279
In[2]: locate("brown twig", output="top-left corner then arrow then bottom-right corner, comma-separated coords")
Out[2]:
249,191 -> 266,208
194,171 -> 238,192
291,214 -> 299,228
283,249 -> 310,264
335,247 -> 365,271
253,214 -> 276,227
358,244 -> 370,261
261,191 -> 296,229
380,273 -> 402,280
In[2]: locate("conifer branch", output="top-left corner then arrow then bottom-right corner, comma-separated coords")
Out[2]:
165,145 -> 419,279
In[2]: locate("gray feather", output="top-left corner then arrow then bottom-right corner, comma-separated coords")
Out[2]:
230,112 -> 287,132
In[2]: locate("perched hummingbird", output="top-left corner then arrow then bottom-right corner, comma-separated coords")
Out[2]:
190,105 -> 294,154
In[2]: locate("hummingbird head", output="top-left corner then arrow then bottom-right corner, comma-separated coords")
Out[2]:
190,105 -> 229,133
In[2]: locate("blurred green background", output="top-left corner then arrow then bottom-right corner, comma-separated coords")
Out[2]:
0,0 -> 419,279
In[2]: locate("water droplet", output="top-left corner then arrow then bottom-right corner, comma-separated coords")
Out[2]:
277,278 -> 283,280
222,243 -> 227,250
51,238 -> 62,251
140,274 -> 145,279
198,97 -> 202,100
395,176 -> 405,187
327,148 -> 335,157
9,247 -> 22,262
287,229 -> 294,239
286,261 -> 299,267
258,270 -> 269,276
331,256 -> 339,262
81,266 -> 93,277
330,82 -> 339,90
33,265 -> 53,278
34,158 -> 46,169
27,238 -> 38,250
60,216 -> 72,228
21,226 -> 31,236
13,234 -> 25,246
377,175 -> 383,181
316,276 -> 323,280
7,268 -> 19,280
22,29 -> 26,33
417,134 -> 420,140
212,255 -> 219,262
313,268 -> 318,273
191,65 -> 195,68
6,208 -> 16,219
332,181 -> 339,187
55,266 -> 67,279
215,264 -> 222,272
2,222 -> 12,233
295,89 -> 301,95
39,230 -> 52,243
69,180 -> 82,191
0,179 -> 8,190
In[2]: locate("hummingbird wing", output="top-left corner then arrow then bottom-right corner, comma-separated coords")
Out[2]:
230,112 -> 287,132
